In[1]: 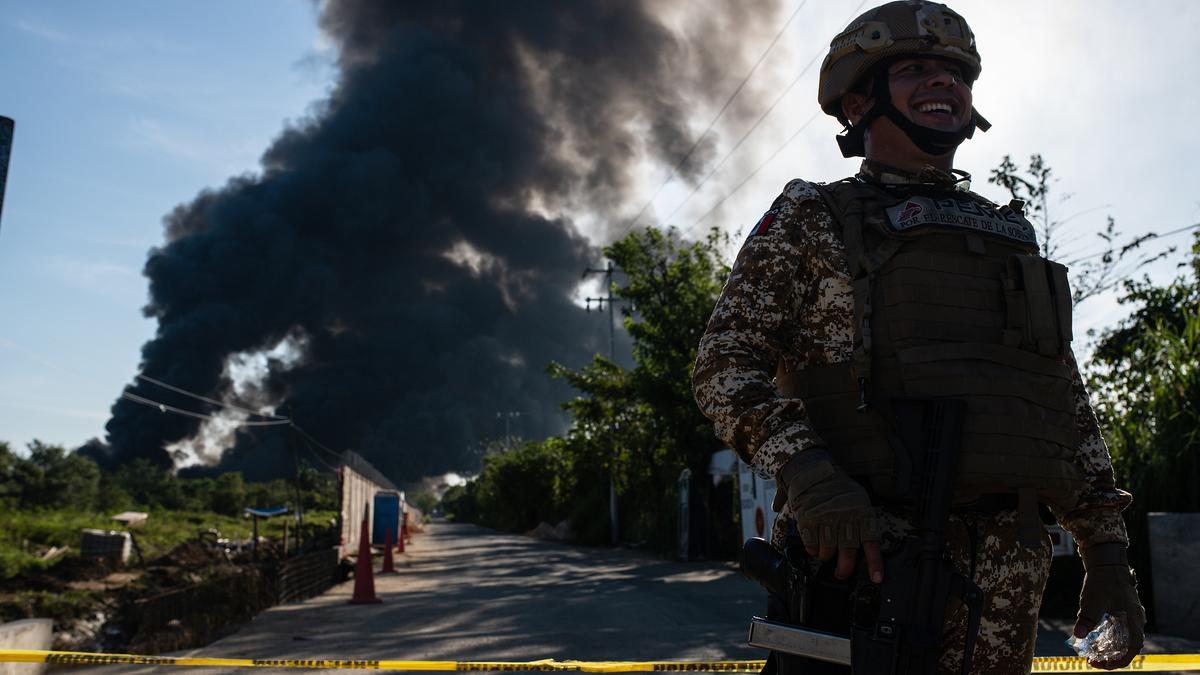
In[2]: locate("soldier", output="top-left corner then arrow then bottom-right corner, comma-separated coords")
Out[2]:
693,2 -> 1145,672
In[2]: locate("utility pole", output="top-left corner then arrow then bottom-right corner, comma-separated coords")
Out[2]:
496,411 -> 521,449
582,261 -> 622,546
0,116 -> 14,233
584,261 -> 617,362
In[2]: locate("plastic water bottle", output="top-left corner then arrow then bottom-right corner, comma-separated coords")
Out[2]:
1065,613 -> 1130,662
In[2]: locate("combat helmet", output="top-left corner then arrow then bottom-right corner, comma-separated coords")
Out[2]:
817,1 -> 990,158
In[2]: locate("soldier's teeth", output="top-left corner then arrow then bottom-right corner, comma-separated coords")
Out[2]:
917,102 -> 952,114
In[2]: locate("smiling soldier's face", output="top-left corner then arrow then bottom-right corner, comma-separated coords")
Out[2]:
885,57 -> 973,131
839,55 -> 975,167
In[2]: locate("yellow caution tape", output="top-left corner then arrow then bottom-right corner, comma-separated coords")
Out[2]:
2,650 -> 1199,672
1032,654 -> 1200,672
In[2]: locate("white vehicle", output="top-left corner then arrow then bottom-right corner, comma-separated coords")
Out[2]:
735,454 -> 778,543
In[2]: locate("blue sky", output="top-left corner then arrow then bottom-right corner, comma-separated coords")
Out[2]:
1,1 -> 1198,455
0,1 -> 332,451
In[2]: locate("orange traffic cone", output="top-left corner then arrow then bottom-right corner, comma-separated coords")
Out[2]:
380,528 -> 397,574
397,513 -> 406,554
348,511 -> 382,604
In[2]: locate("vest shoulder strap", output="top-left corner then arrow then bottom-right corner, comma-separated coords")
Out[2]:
813,179 -> 906,390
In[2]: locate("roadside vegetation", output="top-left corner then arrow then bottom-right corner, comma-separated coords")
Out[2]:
1087,233 -> 1200,623
0,443 -> 340,640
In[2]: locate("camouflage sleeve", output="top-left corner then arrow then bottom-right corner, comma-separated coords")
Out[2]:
1049,348 -> 1132,547
693,179 -> 841,480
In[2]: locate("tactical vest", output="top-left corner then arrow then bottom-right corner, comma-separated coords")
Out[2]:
778,177 -> 1087,514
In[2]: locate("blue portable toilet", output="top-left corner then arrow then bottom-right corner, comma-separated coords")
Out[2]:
372,491 -> 401,546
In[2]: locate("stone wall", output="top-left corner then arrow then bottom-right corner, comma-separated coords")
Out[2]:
1148,512 -> 1200,639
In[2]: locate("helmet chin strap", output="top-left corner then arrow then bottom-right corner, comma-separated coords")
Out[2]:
836,67 -> 991,159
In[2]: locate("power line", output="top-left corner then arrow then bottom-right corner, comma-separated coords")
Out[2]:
120,391 -> 290,427
122,386 -> 347,473
8,336 -> 350,469
685,109 -> 821,236
1151,221 -> 1199,240
616,0 -> 811,240
129,370 -> 352,470
294,431 -> 341,473
660,0 -> 868,235
289,421 -> 344,461
1062,223 -> 1198,266
137,373 -> 287,420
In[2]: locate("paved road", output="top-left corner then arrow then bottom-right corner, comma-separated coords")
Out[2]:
66,520 -> 1198,674
78,521 -> 766,673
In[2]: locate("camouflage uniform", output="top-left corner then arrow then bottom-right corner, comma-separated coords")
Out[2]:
693,161 -> 1131,674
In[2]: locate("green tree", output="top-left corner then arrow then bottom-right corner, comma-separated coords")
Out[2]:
15,441 -> 101,510
441,482 -> 480,524
551,226 -> 732,550
548,356 -> 639,545
445,225 -> 744,552
181,477 -> 216,511
245,478 -> 292,509
472,439 -> 568,533
94,472 -> 134,513
211,472 -> 247,516
1087,233 -> 1200,619
408,490 -> 437,516
0,442 -> 18,506
296,462 -> 337,511
113,458 -> 186,509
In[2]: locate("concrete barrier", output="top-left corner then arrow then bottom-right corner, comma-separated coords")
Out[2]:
0,618 -> 52,675
1148,512 -> 1200,639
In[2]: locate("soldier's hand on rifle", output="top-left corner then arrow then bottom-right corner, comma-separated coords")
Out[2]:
1074,542 -> 1146,669
777,449 -> 883,583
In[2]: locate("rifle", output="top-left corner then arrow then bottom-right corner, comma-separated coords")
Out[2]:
741,398 -> 984,674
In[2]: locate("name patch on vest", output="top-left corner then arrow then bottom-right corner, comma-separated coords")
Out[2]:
885,196 -> 1037,244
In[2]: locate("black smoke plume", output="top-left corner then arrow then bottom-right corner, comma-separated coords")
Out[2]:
85,0 -> 781,482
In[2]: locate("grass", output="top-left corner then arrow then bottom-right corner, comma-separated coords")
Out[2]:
0,508 -> 338,580
1,588 -> 107,624
1,506 -> 340,637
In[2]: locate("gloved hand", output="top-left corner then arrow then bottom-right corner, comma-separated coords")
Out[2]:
1074,543 -> 1146,670
777,449 -> 882,582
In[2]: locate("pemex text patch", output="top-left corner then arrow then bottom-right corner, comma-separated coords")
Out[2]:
885,196 -> 1037,245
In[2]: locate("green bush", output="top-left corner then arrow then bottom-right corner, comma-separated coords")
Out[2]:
1088,234 -> 1200,622
112,459 -> 187,510
210,472 -> 247,516
408,490 -> 437,516
440,483 -> 478,523
473,439 -> 568,533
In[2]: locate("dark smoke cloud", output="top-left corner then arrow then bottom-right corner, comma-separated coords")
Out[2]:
84,0 -> 782,482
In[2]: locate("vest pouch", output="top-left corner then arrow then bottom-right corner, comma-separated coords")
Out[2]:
1005,255 -> 1072,357
777,364 -> 896,488
891,343 -> 1086,509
